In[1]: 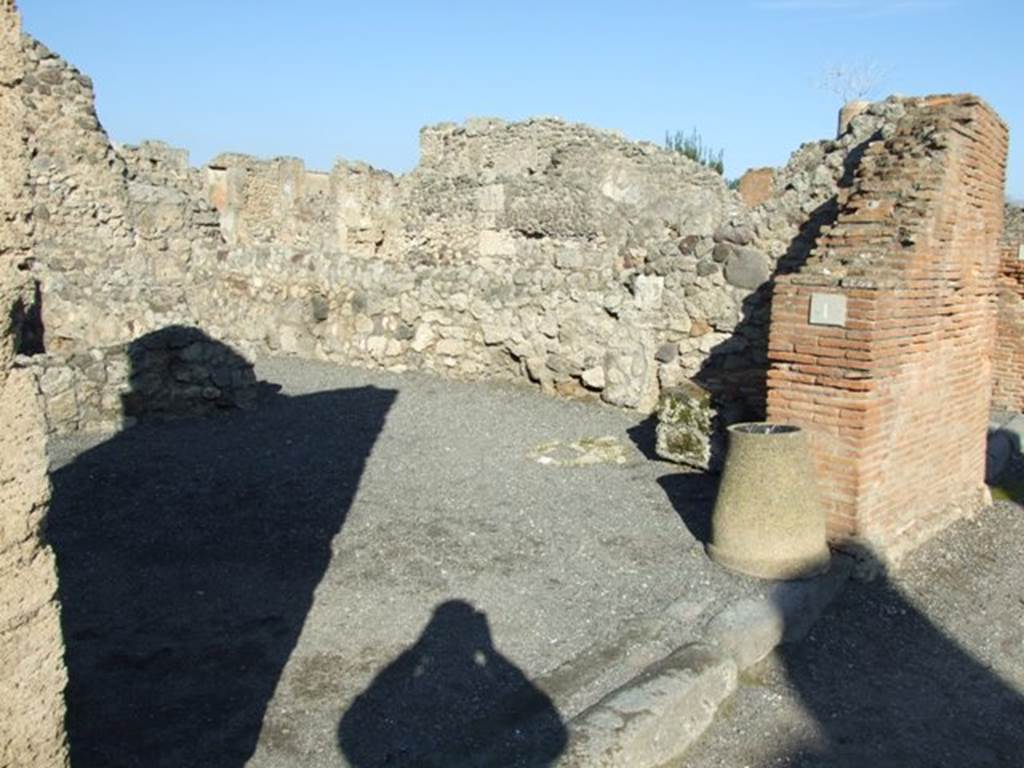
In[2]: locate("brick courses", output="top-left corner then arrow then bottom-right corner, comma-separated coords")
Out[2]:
992,212 -> 1024,412
766,95 -> 1009,558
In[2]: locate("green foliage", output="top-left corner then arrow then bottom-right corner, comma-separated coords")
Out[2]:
664,128 -> 724,175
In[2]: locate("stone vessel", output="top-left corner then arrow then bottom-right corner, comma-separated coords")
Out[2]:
707,423 -> 829,580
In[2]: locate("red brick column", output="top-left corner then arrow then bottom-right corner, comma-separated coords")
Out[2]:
992,244 -> 1024,412
766,96 -> 1008,558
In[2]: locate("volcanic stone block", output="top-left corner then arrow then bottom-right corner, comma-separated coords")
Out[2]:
724,247 -> 771,290
655,381 -> 720,471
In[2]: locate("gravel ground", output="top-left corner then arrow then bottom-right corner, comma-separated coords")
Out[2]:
47,357 -> 770,768
680,499 -> 1024,768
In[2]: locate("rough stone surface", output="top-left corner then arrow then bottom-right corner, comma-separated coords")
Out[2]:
7,22 -> 923,437
561,644 -> 737,767
736,167 -> 775,208
0,4 -> 68,765
837,99 -> 872,136
703,555 -> 853,669
655,381 -> 720,470
0,370 -> 67,768
723,246 -> 771,289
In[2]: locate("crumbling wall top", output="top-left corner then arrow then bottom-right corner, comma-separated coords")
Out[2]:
415,116 -> 728,192
788,94 -> 1008,289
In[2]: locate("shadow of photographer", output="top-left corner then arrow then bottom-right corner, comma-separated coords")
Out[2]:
338,599 -> 567,767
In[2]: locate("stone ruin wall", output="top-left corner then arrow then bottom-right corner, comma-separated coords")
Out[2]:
1,6 -> 923,439
767,95 -> 1008,558
993,203 -> 1024,412
17,33 -> 234,432
8,18 -> 928,439
184,111 -> 908,427
0,3 -> 69,765
186,119 -> 757,415
44,111 -> 910,435
0,9 -> 1014,756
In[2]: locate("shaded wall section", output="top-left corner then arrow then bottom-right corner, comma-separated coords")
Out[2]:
48,332 -> 395,767
767,95 -> 1008,558
0,1 -> 69,765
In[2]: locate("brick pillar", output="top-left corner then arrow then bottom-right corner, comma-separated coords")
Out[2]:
766,95 -> 1009,559
992,242 -> 1024,412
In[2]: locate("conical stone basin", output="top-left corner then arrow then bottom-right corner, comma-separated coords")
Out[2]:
707,423 -> 830,580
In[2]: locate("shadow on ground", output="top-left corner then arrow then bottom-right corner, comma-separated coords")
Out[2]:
654,453 -> 1024,766
338,600 -> 567,767
769,552 -> 1024,767
625,417 -> 720,546
656,472 -> 719,545
626,415 -> 661,462
47,329 -> 396,767
988,423 -> 1024,502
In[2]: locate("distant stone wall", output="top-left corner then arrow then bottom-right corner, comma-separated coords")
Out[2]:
188,118 -> 760,412
7,20 -> 1012,458
185,114 -> 902,420
993,203 -> 1024,412
0,4 -> 69,765
204,152 -> 341,253
14,41 -> 225,433
25,327 -> 258,435
767,95 -> 1009,558
9,20 -> 916,435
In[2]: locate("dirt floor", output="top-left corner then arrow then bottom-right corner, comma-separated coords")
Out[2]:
681,498 -> 1024,768
46,355 -> 1024,767
46,357 -> 770,768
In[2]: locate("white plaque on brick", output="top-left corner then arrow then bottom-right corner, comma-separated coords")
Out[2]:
809,293 -> 847,327
1018,244 -> 1024,261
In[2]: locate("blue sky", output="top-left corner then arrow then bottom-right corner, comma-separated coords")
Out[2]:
18,1 -> 1023,198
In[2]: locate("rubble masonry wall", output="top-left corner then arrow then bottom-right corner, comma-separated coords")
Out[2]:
0,3 -> 69,765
